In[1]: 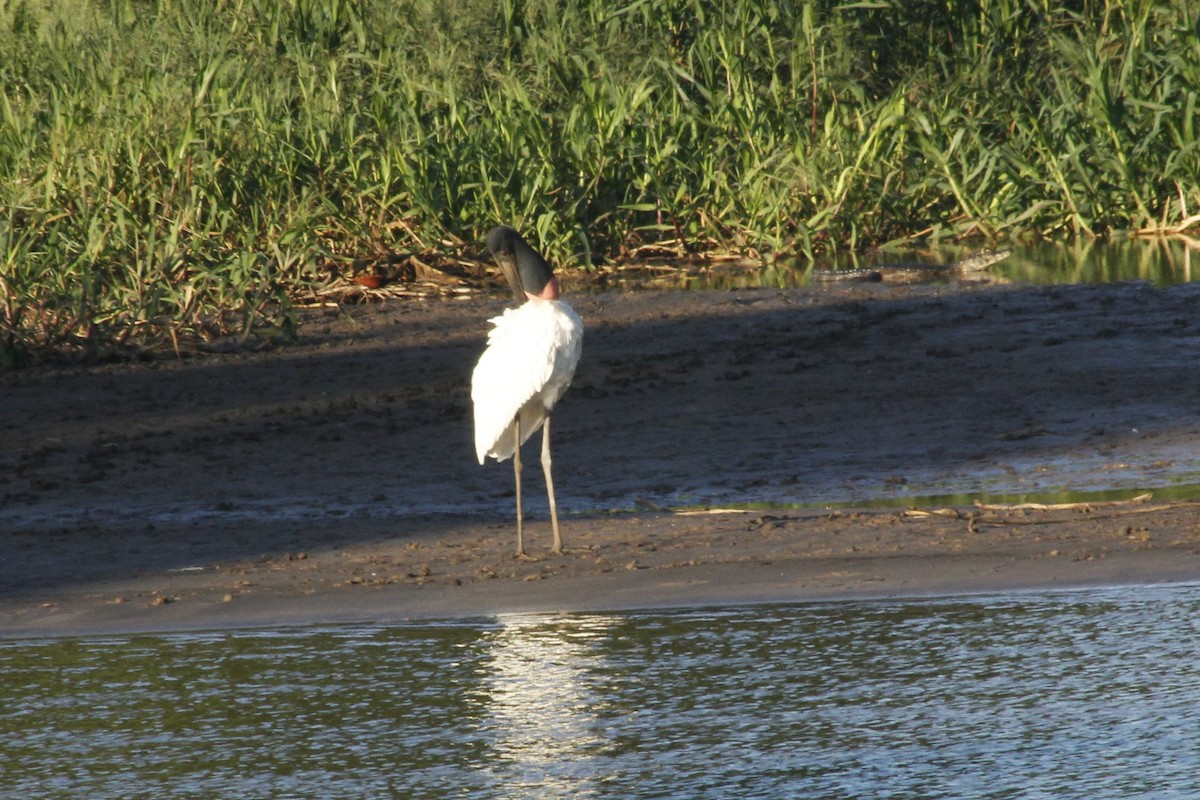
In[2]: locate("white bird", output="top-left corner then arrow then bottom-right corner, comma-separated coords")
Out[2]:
472,225 -> 584,558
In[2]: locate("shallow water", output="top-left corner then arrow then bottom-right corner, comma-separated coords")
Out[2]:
616,237 -> 1200,291
4,583 -> 1200,798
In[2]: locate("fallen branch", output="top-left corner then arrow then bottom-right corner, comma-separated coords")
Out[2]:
1132,213 -> 1200,237
901,508 -> 966,519
968,499 -> 1200,530
973,493 -> 1154,512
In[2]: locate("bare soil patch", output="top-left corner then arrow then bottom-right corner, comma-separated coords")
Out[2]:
4,278 -> 1200,634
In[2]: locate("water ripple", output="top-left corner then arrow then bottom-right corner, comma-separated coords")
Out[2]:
2,585 -> 1199,798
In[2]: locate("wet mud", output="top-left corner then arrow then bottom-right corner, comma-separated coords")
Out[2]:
4,278 -> 1200,633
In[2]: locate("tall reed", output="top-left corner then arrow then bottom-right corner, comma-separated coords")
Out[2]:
1,0 -> 1197,362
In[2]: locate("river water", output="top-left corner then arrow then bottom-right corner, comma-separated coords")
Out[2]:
4,583 -> 1199,799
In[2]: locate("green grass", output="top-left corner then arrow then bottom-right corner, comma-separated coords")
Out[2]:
2,0 -> 1199,363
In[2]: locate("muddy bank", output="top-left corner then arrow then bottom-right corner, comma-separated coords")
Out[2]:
4,279 -> 1200,634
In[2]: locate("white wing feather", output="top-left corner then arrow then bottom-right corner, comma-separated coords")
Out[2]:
471,299 -> 583,464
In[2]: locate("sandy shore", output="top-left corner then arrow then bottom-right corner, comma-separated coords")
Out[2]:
6,507 -> 1200,637
4,278 -> 1200,636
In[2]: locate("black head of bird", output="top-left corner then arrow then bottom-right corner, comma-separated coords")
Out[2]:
486,225 -> 559,303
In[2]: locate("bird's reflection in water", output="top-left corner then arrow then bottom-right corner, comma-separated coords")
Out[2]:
478,614 -> 618,795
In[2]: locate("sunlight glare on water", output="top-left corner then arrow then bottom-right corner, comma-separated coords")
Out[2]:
480,613 -> 620,796
3,584 -> 1200,799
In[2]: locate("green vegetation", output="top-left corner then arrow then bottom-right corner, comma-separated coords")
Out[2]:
1,0 -> 1198,362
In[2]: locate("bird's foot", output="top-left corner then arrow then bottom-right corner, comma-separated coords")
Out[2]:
515,551 -> 538,562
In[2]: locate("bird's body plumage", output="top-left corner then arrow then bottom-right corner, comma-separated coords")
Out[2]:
472,297 -> 583,464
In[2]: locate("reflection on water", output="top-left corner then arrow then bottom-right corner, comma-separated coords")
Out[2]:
481,614 -> 618,796
3,584 -> 1200,798
601,237 -> 1199,291
993,238 -> 1199,286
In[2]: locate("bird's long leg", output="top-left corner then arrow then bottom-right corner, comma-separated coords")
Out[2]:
513,416 -> 525,558
542,415 -> 563,555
